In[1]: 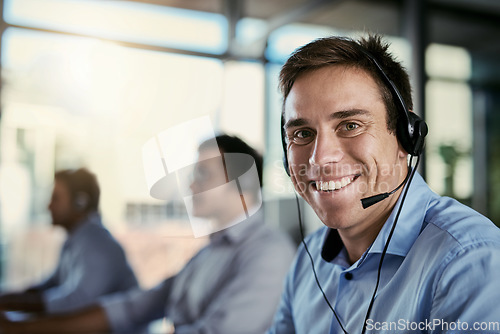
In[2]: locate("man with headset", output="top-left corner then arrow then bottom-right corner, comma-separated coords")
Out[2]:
0,168 -> 138,315
268,35 -> 500,333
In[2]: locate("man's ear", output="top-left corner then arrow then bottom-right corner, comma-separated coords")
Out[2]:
398,146 -> 409,159
395,126 -> 409,159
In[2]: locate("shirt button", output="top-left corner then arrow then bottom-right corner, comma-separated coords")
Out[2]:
344,272 -> 353,280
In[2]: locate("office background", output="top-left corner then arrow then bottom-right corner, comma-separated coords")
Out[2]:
0,0 -> 499,292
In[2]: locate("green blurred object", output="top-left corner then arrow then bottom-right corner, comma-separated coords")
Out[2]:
438,144 -> 469,198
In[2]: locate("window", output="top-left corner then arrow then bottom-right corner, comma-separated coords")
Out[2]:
0,1 -> 265,291
4,0 -> 227,54
425,44 -> 473,203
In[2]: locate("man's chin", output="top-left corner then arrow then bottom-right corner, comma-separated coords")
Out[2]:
309,201 -> 363,229
308,192 -> 361,211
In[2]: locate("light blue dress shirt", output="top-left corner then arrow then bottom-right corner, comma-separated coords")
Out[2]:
30,212 -> 138,313
101,208 -> 296,334
268,173 -> 500,334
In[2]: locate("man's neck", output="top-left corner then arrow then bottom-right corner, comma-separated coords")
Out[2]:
339,189 -> 402,265
64,212 -> 88,234
340,219 -> 386,265
213,198 -> 257,230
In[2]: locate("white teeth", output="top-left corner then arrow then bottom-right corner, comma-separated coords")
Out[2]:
341,178 -> 348,187
316,176 -> 354,192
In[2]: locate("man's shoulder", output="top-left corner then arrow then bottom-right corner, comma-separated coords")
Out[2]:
290,226 -> 329,261
77,220 -> 113,241
234,216 -> 297,263
422,195 -> 500,250
247,221 -> 297,251
72,216 -> 124,253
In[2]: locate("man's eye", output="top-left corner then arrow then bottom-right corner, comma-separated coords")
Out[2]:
291,129 -> 314,144
344,122 -> 359,131
296,130 -> 313,138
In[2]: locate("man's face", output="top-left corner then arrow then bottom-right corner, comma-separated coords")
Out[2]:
284,65 -> 407,234
189,148 -> 242,223
48,180 -> 75,228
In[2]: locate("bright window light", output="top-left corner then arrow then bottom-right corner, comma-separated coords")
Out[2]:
236,18 -> 268,45
1,27 -> 225,224
219,61 -> 265,152
266,23 -> 339,63
426,80 -> 473,199
4,0 -> 228,54
426,44 -> 471,80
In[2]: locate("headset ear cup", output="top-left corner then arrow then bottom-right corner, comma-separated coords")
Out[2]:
398,112 -> 428,156
283,155 -> 290,176
74,192 -> 89,212
413,119 -> 428,156
354,44 -> 427,158
281,114 -> 291,176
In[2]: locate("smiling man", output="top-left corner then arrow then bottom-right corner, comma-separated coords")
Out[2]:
268,35 -> 500,334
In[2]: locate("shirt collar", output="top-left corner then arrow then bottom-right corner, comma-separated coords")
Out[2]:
209,206 -> 264,245
67,211 -> 102,238
321,172 -> 435,262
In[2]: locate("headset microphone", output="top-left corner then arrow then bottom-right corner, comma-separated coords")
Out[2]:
360,167 -> 410,209
359,115 -> 428,209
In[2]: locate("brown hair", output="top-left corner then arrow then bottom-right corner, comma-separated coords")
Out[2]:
279,34 -> 413,134
54,168 -> 100,212
198,134 -> 263,198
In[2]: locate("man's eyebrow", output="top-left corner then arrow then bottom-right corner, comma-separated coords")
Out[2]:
330,109 -> 371,120
284,109 -> 371,130
284,118 -> 308,130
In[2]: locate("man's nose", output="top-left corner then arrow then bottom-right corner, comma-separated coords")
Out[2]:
308,132 -> 344,168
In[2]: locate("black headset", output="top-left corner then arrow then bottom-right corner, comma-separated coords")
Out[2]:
73,192 -> 90,212
280,44 -> 428,176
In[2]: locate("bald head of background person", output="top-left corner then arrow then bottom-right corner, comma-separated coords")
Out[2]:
0,168 -> 137,316
0,135 -> 296,334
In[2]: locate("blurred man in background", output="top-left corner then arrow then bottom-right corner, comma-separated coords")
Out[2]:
0,168 -> 138,315
0,135 -> 296,334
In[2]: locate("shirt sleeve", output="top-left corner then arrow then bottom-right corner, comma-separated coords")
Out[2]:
173,235 -> 296,334
42,231 -> 136,314
100,279 -> 174,333
266,249 -> 300,334
429,242 -> 500,332
27,270 -> 59,292
27,244 -> 66,292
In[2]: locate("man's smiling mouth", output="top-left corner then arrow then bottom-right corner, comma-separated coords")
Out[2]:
314,175 -> 360,192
